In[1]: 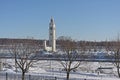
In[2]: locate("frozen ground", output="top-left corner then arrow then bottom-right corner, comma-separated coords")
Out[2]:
1,59 -> 120,80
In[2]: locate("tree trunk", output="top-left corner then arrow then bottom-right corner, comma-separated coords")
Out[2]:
66,71 -> 70,80
117,66 -> 120,78
22,71 -> 25,80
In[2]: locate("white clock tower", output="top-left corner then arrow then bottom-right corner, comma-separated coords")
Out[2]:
49,17 -> 56,52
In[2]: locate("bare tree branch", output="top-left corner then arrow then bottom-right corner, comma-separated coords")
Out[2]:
9,41 -> 40,80
57,39 -> 82,80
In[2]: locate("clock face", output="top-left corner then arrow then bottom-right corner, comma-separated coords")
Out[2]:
50,33 -> 52,35
50,27 -> 52,30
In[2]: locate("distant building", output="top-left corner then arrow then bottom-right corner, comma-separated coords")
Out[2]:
44,17 -> 56,52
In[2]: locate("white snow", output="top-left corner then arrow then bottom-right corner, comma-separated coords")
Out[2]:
0,55 -> 120,80
0,51 -> 120,80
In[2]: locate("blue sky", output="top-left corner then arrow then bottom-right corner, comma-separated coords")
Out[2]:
0,0 -> 120,41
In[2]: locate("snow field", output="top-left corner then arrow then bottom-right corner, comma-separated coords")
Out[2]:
1,59 -> 120,80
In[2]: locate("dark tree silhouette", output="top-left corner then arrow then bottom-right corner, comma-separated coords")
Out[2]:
58,39 -> 81,80
113,40 -> 120,78
10,41 -> 39,80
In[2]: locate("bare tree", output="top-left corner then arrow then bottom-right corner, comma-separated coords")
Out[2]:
10,41 -> 39,80
58,39 -> 81,80
113,39 -> 120,78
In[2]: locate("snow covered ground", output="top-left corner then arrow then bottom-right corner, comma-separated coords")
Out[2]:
0,59 -> 120,80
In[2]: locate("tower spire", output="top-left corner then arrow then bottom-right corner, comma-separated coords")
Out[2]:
50,17 -> 54,25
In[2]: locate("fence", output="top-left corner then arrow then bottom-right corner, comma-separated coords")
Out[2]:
0,72 -> 57,80
0,72 -> 118,80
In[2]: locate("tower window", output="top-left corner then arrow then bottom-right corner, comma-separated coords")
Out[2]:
50,27 -> 52,30
50,33 -> 52,35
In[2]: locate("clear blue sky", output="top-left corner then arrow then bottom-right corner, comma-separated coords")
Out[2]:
0,0 -> 120,41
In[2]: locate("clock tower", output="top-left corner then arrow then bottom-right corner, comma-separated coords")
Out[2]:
49,17 -> 56,52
